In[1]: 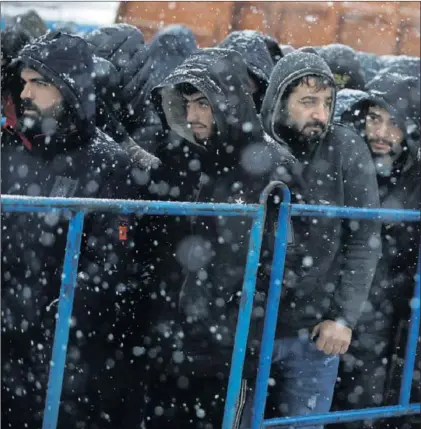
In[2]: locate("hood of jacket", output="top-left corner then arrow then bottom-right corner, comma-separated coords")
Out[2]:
83,23 -> 146,75
218,30 -> 274,87
15,31 -> 96,139
355,50 -> 382,83
334,88 -> 368,123
260,33 -> 283,63
317,43 -> 365,90
129,24 -> 198,118
261,50 -> 336,143
377,55 -> 420,80
151,48 -> 263,155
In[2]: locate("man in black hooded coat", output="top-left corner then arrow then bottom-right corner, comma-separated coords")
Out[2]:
332,73 -> 420,429
240,49 -> 381,429
1,31 -> 155,429
137,47 -> 294,429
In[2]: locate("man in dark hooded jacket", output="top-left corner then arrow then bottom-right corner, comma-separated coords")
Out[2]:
137,47 -> 294,429
1,31 -> 154,429
240,50 -> 382,428
332,73 -> 420,429
219,30 -> 274,113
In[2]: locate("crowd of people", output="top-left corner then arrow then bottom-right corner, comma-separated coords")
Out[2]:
1,10 -> 420,429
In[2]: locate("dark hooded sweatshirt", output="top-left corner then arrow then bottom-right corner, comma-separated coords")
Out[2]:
339,73 -> 421,328
1,32 -> 150,428
260,50 -> 382,337
142,48 -> 294,379
219,30 -> 274,113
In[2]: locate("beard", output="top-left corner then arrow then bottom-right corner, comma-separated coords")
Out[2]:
290,119 -> 327,144
17,98 -> 71,138
190,122 -> 217,149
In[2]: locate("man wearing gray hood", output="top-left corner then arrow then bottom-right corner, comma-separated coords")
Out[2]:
241,50 -> 382,428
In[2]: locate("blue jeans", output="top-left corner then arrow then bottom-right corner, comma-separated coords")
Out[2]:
240,336 -> 340,429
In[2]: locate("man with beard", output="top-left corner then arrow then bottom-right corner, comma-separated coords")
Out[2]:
239,50 -> 382,428
138,47 -> 294,429
332,73 -> 420,429
1,31 -> 155,429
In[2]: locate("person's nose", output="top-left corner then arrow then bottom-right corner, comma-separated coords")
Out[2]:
20,82 -> 33,101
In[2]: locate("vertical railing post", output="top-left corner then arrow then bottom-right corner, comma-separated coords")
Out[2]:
251,184 -> 291,429
222,205 -> 267,429
399,247 -> 421,406
42,211 -> 85,429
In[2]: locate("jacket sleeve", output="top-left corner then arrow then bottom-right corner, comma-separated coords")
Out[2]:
324,136 -> 382,328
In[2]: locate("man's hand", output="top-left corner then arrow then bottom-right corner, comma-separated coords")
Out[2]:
311,320 -> 352,355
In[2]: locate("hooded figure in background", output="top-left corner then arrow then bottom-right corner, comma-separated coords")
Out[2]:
317,43 -> 366,90
1,31 -> 154,429
377,54 -> 420,80
219,30 -> 274,112
128,24 -> 198,152
84,23 -> 197,154
83,25 -> 148,131
135,47 -> 293,429
83,23 -> 163,167
356,50 -> 382,83
1,10 -> 48,121
332,73 -> 420,428
260,32 -> 284,63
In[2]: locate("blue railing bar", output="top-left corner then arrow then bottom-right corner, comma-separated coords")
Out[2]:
42,211 -> 85,429
222,206 -> 266,429
2,196 -> 420,222
251,184 -> 291,429
291,204 -> 420,222
399,247 -> 421,406
263,403 -> 421,427
222,181 -> 288,429
0,195 -> 259,217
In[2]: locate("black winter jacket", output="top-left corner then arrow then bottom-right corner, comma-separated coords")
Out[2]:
339,73 -> 421,327
142,48 -> 294,379
1,32 -> 151,428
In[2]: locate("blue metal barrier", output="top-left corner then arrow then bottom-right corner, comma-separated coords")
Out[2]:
1,188 -> 420,429
251,200 -> 421,428
0,17 -> 100,33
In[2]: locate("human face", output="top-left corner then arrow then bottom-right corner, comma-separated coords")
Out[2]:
20,68 -> 65,136
182,91 -> 214,142
20,68 -> 63,115
365,105 -> 404,155
285,77 -> 333,141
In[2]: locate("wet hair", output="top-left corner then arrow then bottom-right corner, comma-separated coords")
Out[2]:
178,82 -> 200,96
282,74 -> 333,103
